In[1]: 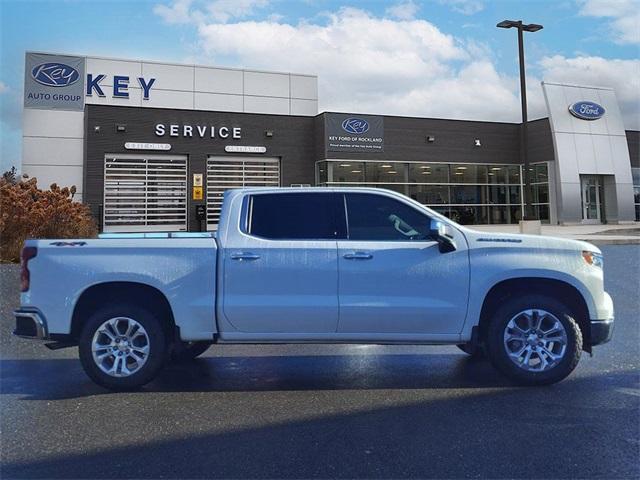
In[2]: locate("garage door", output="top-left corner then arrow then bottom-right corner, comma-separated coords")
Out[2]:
103,154 -> 188,232
206,156 -> 280,229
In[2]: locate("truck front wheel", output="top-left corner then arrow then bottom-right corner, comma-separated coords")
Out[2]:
78,304 -> 167,391
486,295 -> 582,385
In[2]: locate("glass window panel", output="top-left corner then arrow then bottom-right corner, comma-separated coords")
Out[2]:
316,161 -> 328,184
509,186 -> 522,204
634,186 -> 640,203
533,163 -> 549,183
345,193 -> 432,241
510,205 -> 522,223
487,166 -> 507,184
408,163 -> 447,183
488,206 -> 510,224
429,164 -> 449,183
248,193 -> 342,240
533,204 -> 550,223
507,165 -> 521,184
450,164 -> 488,184
408,185 -> 449,204
533,184 -> 549,204
331,161 -> 365,183
635,205 -> 640,222
451,185 -> 487,204
488,185 -> 507,204
364,162 -> 405,183
631,167 -> 640,186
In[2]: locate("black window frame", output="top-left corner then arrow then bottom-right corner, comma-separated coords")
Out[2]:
341,192 -> 436,242
241,192 -> 347,241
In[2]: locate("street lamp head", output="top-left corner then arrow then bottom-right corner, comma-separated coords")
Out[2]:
497,20 -> 519,29
523,23 -> 544,32
497,20 -> 544,32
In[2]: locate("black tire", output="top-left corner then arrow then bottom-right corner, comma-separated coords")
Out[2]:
456,343 -> 485,359
78,304 -> 167,391
171,341 -> 211,362
486,294 -> 582,385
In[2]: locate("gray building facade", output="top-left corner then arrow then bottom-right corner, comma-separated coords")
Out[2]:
21,52 -> 640,231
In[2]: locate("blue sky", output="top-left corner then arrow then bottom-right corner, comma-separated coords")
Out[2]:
1,0 -> 639,172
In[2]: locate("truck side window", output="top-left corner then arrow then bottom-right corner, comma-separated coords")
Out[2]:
247,192 -> 345,240
345,193 -> 431,241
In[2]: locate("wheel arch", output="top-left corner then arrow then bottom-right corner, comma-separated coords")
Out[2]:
477,277 -> 592,352
71,281 -> 177,342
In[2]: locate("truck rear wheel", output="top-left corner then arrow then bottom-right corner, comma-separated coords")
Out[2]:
486,295 -> 582,385
78,304 -> 167,391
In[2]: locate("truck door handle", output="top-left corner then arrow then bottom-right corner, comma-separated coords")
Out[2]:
230,252 -> 261,261
343,251 -> 373,260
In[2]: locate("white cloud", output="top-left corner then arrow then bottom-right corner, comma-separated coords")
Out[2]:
153,0 -> 195,24
193,7 -> 524,122
438,0 -> 484,15
578,0 -> 640,44
0,81 -> 8,94
206,0 -> 269,23
154,3 -> 639,129
153,0 -> 269,25
385,1 -> 419,20
539,55 -> 640,129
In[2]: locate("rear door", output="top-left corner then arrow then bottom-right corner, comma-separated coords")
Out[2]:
221,192 -> 345,334
337,192 -> 469,335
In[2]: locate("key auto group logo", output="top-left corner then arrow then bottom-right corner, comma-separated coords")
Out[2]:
31,62 -> 80,87
341,118 -> 370,135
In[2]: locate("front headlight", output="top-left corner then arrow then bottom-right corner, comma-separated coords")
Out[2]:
582,250 -> 604,269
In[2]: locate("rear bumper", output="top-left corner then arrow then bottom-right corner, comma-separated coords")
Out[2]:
13,309 -> 49,340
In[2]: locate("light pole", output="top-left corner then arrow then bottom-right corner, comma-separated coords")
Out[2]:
497,20 -> 543,222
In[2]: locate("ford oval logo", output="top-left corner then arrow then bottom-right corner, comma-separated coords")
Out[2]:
31,62 -> 80,87
568,101 -> 605,120
342,118 -> 370,135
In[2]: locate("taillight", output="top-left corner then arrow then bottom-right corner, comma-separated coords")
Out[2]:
20,246 -> 37,292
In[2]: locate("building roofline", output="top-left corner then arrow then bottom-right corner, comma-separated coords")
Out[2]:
318,110 -> 549,126
541,80 -> 614,91
24,50 -> 318,79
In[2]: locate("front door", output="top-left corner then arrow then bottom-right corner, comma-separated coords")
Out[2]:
337,192 -> 470,335
581,175 -> 602,224
221,192 -> 344,334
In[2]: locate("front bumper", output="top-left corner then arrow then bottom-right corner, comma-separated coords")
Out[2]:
13,309 -> 49,340
589,291 -> 614,347
590,319 -> 614,346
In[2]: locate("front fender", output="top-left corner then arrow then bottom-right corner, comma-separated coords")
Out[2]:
461,268 -> 598,341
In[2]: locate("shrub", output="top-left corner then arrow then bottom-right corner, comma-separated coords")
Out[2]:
0,172 -> 98,262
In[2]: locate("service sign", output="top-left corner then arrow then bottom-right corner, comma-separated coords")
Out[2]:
326,113 -> 384,153
24,53 -> 85,110
568,101 -> 605,120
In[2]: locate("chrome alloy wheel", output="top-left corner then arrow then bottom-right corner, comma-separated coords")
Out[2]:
91,317 -> 150,377
503,309 -> 568,372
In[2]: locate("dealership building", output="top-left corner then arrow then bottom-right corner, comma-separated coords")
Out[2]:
22,51 -> 640,232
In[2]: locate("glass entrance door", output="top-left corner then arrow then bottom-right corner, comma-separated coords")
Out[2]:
581,175 -> 601,223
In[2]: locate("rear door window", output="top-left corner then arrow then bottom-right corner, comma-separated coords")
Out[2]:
345,193 -> 432,241
247,192 -> 346,240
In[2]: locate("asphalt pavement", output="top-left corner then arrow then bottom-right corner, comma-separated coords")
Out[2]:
1,245 -> 639,479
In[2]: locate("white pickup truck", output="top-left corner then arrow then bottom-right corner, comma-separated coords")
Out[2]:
14,188 -> 614,390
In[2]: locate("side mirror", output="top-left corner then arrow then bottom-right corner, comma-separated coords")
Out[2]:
429,219 -> 457,253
